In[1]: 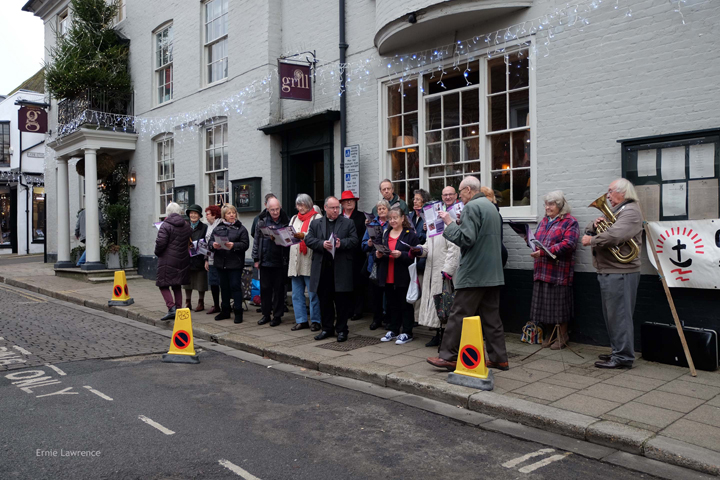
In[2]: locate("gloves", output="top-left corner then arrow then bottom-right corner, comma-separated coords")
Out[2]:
441,271 -> 452,281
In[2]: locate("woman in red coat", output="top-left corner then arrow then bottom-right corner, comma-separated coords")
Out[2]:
530,191 -> 579,349
155,202 -> 192,321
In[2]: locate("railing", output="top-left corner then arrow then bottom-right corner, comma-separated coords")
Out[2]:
57,89 -> 135,137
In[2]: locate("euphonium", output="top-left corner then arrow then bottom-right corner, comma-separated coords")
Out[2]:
588,194 -> 640,264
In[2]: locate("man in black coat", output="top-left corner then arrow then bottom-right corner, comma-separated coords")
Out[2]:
305,196 -> 359,342
252,197 -> 290,327
340,190 -> 368,320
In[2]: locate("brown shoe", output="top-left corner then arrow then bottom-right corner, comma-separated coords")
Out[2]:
427,357 -> 457,371
291,322 -> 309,331
310,323 -> 321,332
486,361 -> 509,371
194,299 -> 205,312
185,299 -> 192,310
206,306 -> 220,315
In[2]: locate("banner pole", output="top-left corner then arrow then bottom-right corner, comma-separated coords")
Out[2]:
644,222 -> 697,377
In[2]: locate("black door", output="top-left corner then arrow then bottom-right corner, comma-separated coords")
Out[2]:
287,150 -> 325,214
10,187 -> 17,254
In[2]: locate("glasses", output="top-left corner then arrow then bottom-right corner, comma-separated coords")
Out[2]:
459,186 -> 470,194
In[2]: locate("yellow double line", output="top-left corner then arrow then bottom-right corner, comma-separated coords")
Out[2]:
0,284 -> 45,303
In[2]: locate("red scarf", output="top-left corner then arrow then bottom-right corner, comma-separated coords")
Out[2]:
297,210 -> 316,255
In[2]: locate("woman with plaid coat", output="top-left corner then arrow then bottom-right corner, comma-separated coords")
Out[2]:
529,191 -> 579,349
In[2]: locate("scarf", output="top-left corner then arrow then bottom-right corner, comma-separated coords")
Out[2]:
190,220 -> 199,229
297,210 -> 316,255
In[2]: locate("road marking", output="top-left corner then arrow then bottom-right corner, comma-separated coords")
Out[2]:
218,459 -> 262,479
13,345 -> 32,355
0,285 -> 44,302
138,415 -> 175,435
45,364 -> 67,376
83,386 -> 113,401
502,448 -> 555,468
37,387 -> 78,398
518,453 -> 570,473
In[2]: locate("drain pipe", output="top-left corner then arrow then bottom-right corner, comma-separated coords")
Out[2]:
339,0 -> 347,188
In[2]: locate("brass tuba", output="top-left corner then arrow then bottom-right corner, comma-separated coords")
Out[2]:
588,194 -> 640,264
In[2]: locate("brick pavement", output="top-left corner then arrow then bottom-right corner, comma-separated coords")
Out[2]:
2,262 -> 720,474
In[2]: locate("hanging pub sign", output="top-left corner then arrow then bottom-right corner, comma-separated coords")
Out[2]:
18,105 -> 47,133
278,61 -> 312,101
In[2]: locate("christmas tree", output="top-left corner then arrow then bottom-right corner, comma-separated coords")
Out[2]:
45,0 -> 131,99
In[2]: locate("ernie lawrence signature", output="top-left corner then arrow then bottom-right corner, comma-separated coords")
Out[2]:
36,449 -> 101,457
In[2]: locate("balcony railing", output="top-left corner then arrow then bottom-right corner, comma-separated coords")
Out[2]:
57,89 -> 135,137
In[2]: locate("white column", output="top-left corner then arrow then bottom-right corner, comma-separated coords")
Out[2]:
81,148 -> 103,270
54,157 -> 73,268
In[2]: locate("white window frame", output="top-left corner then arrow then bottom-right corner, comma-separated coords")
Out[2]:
204,120 -> 229,206
114,0 -> 126,24
156,134 -> 175,217
379,41 -> 537,221
385,80 -> 420,202
203,0 -> 229,86
57,9 -> 69,40
154,24 -> 173,106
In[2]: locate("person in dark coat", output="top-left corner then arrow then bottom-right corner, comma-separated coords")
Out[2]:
305,196 -> 359,342
361,200 -> 390,330
340,190 -> 368,321
155,202 -> 192,321
375,207 -> 420,344
209,204 -> 250,323
252,197 -> 291,327
183,204 -> 209,312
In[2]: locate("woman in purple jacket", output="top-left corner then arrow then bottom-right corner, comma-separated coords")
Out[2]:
155,202 -> 192,321
530,191 -> 579,349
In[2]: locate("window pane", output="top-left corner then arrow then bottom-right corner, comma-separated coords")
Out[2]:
509,89 -> 529,129
407,151 -> 419,179
222,147 -> 228,169
388,86 -> 401,116
490,133 -> 511,170
513,169 -> 531,206
206,151 -> 213,171
445,162 -> 462,176
402,113 -> 418,145
465,162 -> 481,175
508,50 -> 529,90
427,144 -> 442,165
443,93 -> 459,127
492,171 -> 510,207
426,131 -> 441,143
444,127 -> 459,140
489,94 -> 507,132
462,125 -> 479,137
445,141 -> 460,165
513,130 -> 531,168
393,181 -> 406,202
429,178 -> 445,200
388,116 -> 401,149
463,137 -> 479,161
408,180 -> 419,199
447,176 -> 463,193
462,89 -> 479,125
391,151 -> 405,181
426,97 -> 441,130
488,56 -> 506,94
404,83 -> 418,113
428,166 -> 444,177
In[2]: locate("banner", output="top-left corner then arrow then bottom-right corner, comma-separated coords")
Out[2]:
647,220 -> 720,289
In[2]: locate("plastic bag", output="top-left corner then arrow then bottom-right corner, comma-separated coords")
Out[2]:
406,259 -> 420,304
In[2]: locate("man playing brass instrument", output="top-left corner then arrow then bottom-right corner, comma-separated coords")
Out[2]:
581,178 -> 643,369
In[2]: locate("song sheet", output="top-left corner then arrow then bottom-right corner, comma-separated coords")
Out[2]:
446,202 -> 464,221
636,149 -> 657,177
662,182 -> 687,217
214,235 -> 232,250
688,179 -> 719,220
689,144 -> 716,179
328,232 -> 336,258
423,201 -> 445,237
260,225 -> 300,246
661,147 -> 686,181
635,184 -> 660,222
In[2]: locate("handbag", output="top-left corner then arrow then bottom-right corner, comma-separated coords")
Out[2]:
521,321 -> 543,344
406,259 -> 420,304
369,262 -> 378,283
432,277 -> 455,325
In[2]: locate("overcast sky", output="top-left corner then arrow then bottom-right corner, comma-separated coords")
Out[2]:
0,0 -> 46,96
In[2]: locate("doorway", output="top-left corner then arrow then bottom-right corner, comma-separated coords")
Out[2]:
287,150 -> 325,211
9,187 -> 18,253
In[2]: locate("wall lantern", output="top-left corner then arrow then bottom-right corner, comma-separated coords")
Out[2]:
128,168 -> 137,188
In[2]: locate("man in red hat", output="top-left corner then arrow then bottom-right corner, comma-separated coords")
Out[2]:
340,190 -> 368,320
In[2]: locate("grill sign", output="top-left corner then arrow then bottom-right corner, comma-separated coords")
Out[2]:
18,106 -> 47,133
279,61 -> 312,101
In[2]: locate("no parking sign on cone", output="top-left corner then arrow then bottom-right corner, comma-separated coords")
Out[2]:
162,308 -> 200,364
447,316 -> 494,390
108,271 -> 134,306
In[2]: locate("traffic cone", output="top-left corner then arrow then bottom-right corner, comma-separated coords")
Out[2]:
108,271 -> 134,306
162,308 -> 200,364
447,316 -> 494,391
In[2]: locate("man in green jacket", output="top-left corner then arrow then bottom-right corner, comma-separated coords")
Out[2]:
427,176 -> 508,371
371,179 -> 409,216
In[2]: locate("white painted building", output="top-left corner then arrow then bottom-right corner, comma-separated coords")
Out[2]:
23,0 -> 720,340
0,89 -> 46,256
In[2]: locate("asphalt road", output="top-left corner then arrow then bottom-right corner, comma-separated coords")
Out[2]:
0,254 -> 44,265
0,285 -> 664,480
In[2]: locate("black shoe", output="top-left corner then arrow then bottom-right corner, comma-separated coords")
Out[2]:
258,316 -> 271,325
215,310 -> 231,321
256,308 -> 262,313
337,332 -> 348,342
233,310 -> 243,324
598,354 -> 611,361
350,314 -> 363,321
382,322 -> 390,330
369,320 -> 381,330
314,330 -> 334,341
160,307 -> 176,321
425,334 -> 440,348
595,359 -> 632,369
270,317 -> 282,327
310,323 -> 321,332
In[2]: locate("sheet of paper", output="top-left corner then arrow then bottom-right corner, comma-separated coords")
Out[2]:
662,182 -> 687,217
661,147 -> 686,181
374,243 -> 391,255
214,235 -> 232,250
446,202 -> 465,221
637,149 -> 657,177
527,225 -> 537,252
531,239 -> 556,260
367,224 -> 384,245
328,232 -> 336,258
272,226 -> 300,246
196,239 -> 210,256
688,179 -> 719,220
154,222 -> 163,230
423,201 -> 445,237
635,184 -> 660,222
363,212 -> 375,223
689,144 -> 716,179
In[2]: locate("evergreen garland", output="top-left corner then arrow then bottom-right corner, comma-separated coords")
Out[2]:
45,0 -> 131,99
